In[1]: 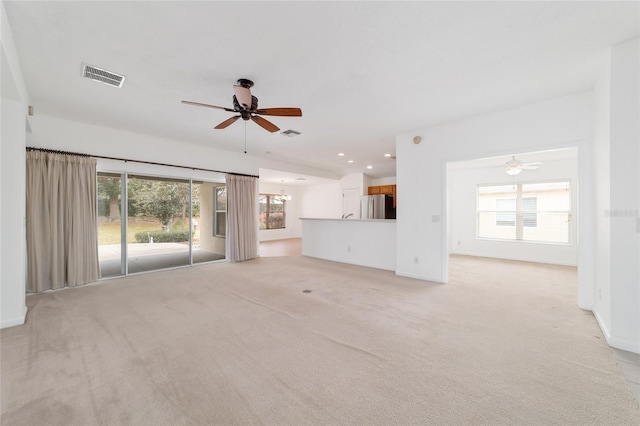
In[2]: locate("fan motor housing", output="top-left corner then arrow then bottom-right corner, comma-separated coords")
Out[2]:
233,95 -> 259,117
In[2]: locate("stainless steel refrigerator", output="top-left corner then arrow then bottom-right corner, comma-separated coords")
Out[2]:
360,194 -> 396,219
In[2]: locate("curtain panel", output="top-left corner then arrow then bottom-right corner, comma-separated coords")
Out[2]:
225,174 -> 259,262
26,151 -> 99,292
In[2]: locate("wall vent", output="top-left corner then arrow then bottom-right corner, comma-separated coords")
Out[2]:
82,63 -> 125,88
281,129 -> 301,137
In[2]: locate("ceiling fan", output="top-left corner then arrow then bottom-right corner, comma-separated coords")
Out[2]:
505,156 -> 542,175
181,79 -> 302,133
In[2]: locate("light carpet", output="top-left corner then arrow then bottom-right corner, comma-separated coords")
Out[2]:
1,255 -> 639,425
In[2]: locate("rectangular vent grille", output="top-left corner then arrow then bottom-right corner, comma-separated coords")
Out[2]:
82,63 -> 125,88
281,129 -> 301,137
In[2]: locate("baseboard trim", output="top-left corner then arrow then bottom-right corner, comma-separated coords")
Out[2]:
1,306 -> 27,329
395,270 -> 445,283
593,310 -> 611,342
608,336 -> 640,354
301,253 -> 395,272
450,251 -> 577,267
593,310 -> 640,354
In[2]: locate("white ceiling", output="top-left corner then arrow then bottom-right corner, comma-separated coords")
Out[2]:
4,1 -> 638,180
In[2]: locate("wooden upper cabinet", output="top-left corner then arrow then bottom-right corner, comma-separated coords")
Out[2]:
367,184 -> 397,208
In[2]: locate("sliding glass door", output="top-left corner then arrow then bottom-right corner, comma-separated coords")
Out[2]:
192,181 -> 227,264
127,175 -> 191,273
97,172 -> 226,278
97,173 -> 124,278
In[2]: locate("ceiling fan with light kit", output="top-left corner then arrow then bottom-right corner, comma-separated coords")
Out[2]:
182,79 -> 302,133
504,155 -> 542,176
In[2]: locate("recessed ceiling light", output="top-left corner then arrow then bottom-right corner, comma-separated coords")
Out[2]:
347,160 -> 354,163
338,153 -> 345,156
366,165 -> 373,169
384,153 -> 392,157
295,177 -> 306,181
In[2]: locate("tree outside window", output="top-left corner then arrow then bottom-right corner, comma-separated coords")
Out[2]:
259,194 -> 285,230
214,187 -> 226,237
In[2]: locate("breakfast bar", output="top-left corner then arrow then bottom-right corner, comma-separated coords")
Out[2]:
300,218 -> 396,271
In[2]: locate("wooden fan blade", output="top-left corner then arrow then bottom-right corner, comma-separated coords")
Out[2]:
233,85 -> 252,109
255,107 -> 302,117
182,100 -> 235,112
251,115 -> 279,133
215,116 -> 241,129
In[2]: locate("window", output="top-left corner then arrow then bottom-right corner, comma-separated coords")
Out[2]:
259,194 -> 285,230
522,197 -> 537,228
214,186 -> 226,237
478,182 -> 570,244
496,198 -> 516,226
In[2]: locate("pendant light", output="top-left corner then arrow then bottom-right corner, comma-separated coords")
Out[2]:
279,180 -> 291,201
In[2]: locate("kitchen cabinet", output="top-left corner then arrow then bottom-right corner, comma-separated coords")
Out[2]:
367,184 -> 397,207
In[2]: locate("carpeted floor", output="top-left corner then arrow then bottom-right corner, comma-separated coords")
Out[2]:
1,255 -> 639,425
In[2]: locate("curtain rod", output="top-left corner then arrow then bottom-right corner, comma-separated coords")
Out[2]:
25,147 -> 259,178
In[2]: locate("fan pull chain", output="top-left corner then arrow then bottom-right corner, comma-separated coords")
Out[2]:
244,121 -> 247,154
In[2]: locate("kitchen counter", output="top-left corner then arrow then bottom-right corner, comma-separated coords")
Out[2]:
300,218 -> 396,271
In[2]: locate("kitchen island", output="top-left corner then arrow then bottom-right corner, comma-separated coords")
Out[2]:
300,218 -> 396,271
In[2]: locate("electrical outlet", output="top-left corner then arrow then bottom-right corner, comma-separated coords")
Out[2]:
347,246 -> 351,253
414,257 -> 419,264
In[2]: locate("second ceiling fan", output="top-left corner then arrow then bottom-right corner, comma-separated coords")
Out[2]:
182,79 -> 302,133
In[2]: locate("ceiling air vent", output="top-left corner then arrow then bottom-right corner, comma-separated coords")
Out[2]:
82,63 -> 125,88
281,129 -> 301,137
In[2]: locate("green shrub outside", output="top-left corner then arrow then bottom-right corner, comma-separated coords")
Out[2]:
134,230 -> 192,243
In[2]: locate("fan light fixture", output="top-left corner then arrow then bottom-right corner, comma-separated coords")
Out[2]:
505,167 -> 522,176
504,155 -> 541,176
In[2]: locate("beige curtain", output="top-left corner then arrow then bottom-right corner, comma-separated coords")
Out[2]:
225,174 -> 259,262
26,151 -> 99,292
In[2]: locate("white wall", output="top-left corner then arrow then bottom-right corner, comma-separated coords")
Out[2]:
27,114 -> 339,181
257,181 -> 302,241
371,176 -> 397,186
340,172 -> 367,196
592,48 -> 612,334
607,38 -> 639,352
298,182 -> 341,219
1,2 -> 29,328
449,157 -> 579,266
396,91 -> 593,283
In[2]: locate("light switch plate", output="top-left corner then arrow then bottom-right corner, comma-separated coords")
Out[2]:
432,215 -> 440,222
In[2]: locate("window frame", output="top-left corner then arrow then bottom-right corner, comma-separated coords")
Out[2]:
214,186 -> 226,237
477,181 -> 571,245
259,194 -> 286,230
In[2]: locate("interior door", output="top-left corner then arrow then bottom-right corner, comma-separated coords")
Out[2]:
342,188 -> 360,219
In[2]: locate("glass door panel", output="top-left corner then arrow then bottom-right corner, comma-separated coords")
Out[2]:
97,172 -> 124,277
126,175 -> 191,273
192,181 -> 226,264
